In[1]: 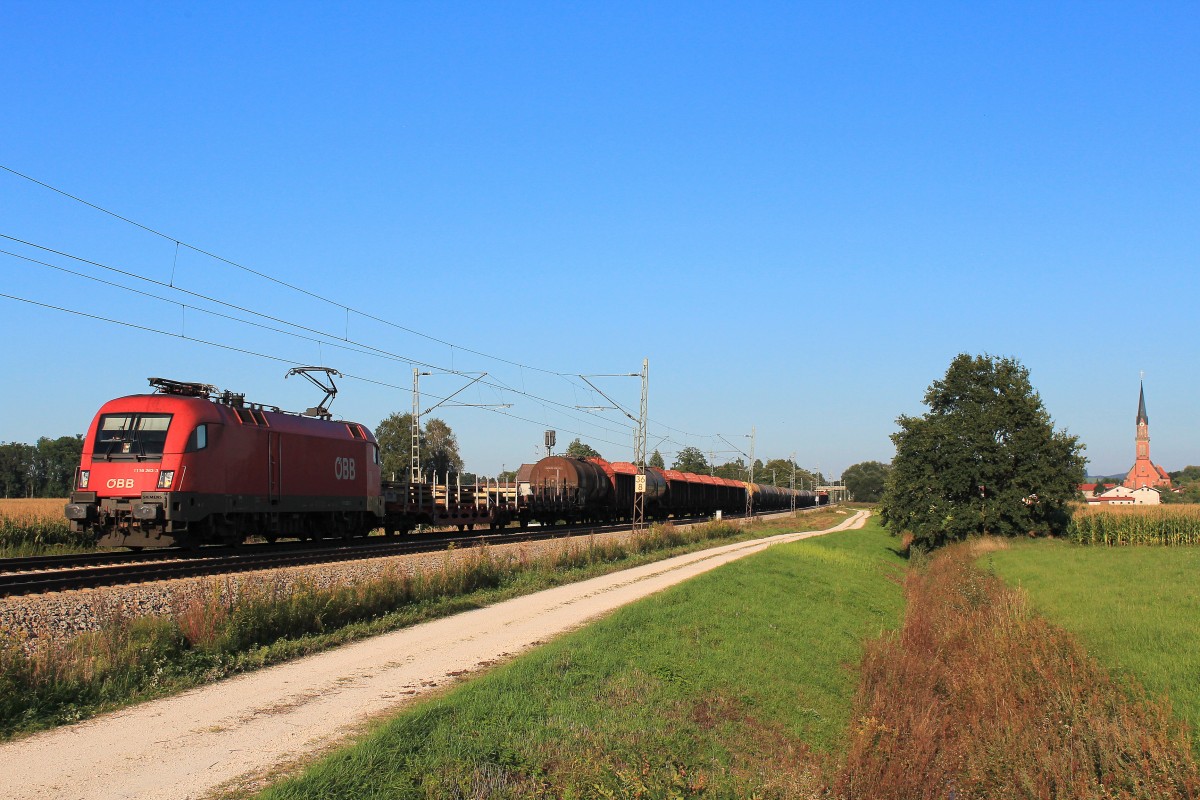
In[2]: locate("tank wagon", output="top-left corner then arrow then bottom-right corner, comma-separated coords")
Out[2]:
523,455 -> 824,526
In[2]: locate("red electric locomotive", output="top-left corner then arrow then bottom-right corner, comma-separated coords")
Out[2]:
66,376 -> 383,548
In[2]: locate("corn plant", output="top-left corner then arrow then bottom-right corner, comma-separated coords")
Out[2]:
1068,506 -> 1200,546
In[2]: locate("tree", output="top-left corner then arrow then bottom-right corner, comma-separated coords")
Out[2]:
423,418 -> 464,476
713,459 -> 747,480
842,461 -> 891,502
35,435 -> 84,497
374,413 -> 463,481
649,450 -> 665,469
672,446 -> 709,474
565,438 -> 601,459
760,458 -> 794,486
0,437 -> 82,497
880,353 -> 1085,549
0,442 -> 34,498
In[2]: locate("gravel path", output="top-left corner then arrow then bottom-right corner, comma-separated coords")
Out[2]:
0,511 -> 868,800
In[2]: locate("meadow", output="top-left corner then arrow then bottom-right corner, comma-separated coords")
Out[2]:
986,537 -> 1200,753
255,518 -> 906,799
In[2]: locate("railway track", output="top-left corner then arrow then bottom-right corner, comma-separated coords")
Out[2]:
0,508 -> 813,597
0,521 -> 635,597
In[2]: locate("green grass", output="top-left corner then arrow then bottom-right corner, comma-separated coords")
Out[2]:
985,539 -> 1200,752
255,516 -> 905,799
1,513 -> 849,739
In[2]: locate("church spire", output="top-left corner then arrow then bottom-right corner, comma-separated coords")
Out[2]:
1136,381 -> 1148,425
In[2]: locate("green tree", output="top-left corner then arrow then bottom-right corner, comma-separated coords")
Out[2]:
423,418 -> 464,477
565,438 -> 601,459
0,442 -> 34,498
842,460 -> 891,502
671,446 -> 709,474
881,353 -> 1085,549
374,413 -> 463,481
0,437 -> 81,497
713,459 -> 747,480
649,450 -> 665,469
35,435 -> 84,497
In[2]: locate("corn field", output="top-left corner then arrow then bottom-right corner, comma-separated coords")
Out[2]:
0,498 -> 93,553
1068,506 -> 1200,546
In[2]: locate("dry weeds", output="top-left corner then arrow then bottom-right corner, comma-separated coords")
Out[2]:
835,541 -> 1199,798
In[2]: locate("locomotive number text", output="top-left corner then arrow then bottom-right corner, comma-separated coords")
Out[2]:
334,457 -> 357,481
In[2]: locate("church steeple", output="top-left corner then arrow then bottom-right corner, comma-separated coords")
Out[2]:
1124,378 -> 1170,490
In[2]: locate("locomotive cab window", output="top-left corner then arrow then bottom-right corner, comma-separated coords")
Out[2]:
94,413 -> 173,460
185,424 -> 208,452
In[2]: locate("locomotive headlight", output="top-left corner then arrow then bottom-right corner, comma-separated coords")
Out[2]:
78,470 -> 90,489
157,470 -> 175,489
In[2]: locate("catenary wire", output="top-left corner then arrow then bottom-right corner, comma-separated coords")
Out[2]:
0,167 -> 778,460
0,237 -> 638,440
0,291 -> 638,454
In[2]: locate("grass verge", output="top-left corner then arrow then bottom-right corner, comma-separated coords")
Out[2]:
985,538 -> 1200,756
0,509 -> 847,740
837,540 -> 1199,798
251,515 -> 904,799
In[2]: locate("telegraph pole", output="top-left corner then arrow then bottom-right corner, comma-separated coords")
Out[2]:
790,451 -> 797,514
745,426 -> 756,518
411,368 -> 426,484
579,358 -> 649,532
633,358 -> 649,532
410,369 -> 504,486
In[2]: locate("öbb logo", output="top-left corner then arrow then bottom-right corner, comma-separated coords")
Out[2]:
106,478 -> 135,489
334,457 -> 357,481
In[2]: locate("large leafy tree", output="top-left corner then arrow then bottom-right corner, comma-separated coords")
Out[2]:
565,438 -> 601,459
842,460 -> 891,502
374,413 -> 463,481
671,446 -> 709,474
881,354 -> 1085,549
423,418 -> 464,477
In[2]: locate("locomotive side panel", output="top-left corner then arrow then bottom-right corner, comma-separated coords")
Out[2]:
69,389 -> 383,548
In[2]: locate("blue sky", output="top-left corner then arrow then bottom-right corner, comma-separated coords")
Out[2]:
1,2 -> 1196,478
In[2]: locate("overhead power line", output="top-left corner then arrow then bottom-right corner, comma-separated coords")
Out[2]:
0,164 -> 783,461
0,291 -> 637,453
0,238 -> 635,440
0,164 -> 570,377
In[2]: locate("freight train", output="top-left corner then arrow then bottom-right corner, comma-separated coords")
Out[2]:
65,378 -> 826,548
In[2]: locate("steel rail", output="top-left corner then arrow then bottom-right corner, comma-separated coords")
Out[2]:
0,523 -> 633,597
0,508 -> 813,597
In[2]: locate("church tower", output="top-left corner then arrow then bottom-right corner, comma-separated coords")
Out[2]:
1123,381 -> 1171,490
1135,383 -> 1149,461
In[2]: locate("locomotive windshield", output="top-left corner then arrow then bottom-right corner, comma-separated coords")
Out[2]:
94,413 -> 173,460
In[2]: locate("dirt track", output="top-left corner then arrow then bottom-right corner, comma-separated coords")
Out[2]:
0,511 -> 868,800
